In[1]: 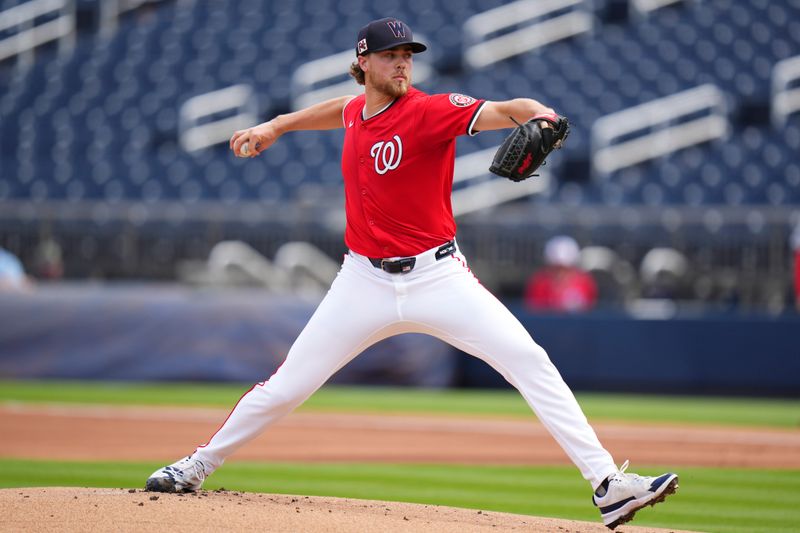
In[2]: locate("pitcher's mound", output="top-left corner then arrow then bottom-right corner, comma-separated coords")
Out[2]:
1,487 -> 693,532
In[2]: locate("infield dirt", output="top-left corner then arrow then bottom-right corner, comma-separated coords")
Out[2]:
1,403 -> 798,467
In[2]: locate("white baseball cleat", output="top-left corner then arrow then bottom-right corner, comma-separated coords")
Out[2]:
593,460 -> 679,530
145,455 -> 208,493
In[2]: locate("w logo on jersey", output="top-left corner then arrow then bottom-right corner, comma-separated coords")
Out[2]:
370,135 -> 403,175
386,20 -> 406,38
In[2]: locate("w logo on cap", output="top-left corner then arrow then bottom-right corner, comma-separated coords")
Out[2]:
386,20 -> 406,38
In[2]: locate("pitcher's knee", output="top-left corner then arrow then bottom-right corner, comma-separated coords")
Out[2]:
251,381 -> 309,414
509,342 -> 558,375
525,341 -> 552,363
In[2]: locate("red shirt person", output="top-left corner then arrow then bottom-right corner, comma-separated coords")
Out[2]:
526,235 -> 597,312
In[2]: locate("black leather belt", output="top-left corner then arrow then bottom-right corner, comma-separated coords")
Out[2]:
368,240 -> 457,274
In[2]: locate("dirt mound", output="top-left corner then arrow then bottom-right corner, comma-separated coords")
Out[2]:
1,487 -> 695,533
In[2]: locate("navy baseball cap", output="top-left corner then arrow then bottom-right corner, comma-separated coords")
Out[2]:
356,18 -> 427,56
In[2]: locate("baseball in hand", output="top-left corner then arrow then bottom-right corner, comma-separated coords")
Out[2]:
240,143 -> 250,156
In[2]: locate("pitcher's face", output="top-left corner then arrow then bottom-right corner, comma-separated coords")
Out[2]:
362,45 -> 414,98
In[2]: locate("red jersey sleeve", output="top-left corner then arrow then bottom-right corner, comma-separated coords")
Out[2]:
417,93 -> 486,145
342,94 -> 364,126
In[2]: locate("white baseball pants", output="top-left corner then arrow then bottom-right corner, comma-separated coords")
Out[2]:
194,243 -> 618,489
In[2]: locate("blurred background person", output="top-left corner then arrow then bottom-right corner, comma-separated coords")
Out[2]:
525,235 -> 597,313
793,223 -> 800,311
638,247 -> 689,301
33,238 -> 64,281
0,247 -> 33,292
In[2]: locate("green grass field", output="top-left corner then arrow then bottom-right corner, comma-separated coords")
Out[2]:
2,380 -> 799,532
2,380 -> 799,427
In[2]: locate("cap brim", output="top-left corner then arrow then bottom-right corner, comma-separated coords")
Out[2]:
368,41 -> 427,54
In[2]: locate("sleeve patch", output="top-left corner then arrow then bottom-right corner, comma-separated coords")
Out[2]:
448,93 -> 477,107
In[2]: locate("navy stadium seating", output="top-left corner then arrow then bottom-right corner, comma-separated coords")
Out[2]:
0,0 -> 798,208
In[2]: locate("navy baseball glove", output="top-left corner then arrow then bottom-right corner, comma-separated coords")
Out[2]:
489,113 -> 570,182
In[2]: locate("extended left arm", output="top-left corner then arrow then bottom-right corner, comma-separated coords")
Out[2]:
473,98 -> 557,132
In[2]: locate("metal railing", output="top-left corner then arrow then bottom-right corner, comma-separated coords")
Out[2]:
179,84 -> 258,152
1,201 -> 795,312
591,84 -> 729,176
771,55 -> 800,128
0,0 -> 74,64
463,0 -> 592,69
629,0 -> 691,17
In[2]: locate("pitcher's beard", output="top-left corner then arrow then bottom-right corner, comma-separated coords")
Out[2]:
370,75 -> 409,98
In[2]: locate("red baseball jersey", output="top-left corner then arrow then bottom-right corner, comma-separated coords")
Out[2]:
341,87 -> 486,258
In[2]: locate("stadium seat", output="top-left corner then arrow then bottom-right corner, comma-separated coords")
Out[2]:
1,0 -> 798,209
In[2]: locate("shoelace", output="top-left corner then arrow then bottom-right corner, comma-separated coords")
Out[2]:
613,459 -> 651,486
190,460 -> 206,484
608,460 -> 632,485
176,457 -> 206,484
594,460 -> 632,501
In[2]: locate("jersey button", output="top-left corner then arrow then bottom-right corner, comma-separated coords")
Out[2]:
369,219 -> 375,226
359,157 -> 364,164
361,188 -> 367,196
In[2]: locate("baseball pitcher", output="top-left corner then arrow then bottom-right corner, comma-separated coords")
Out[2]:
146,18 -> 678,529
